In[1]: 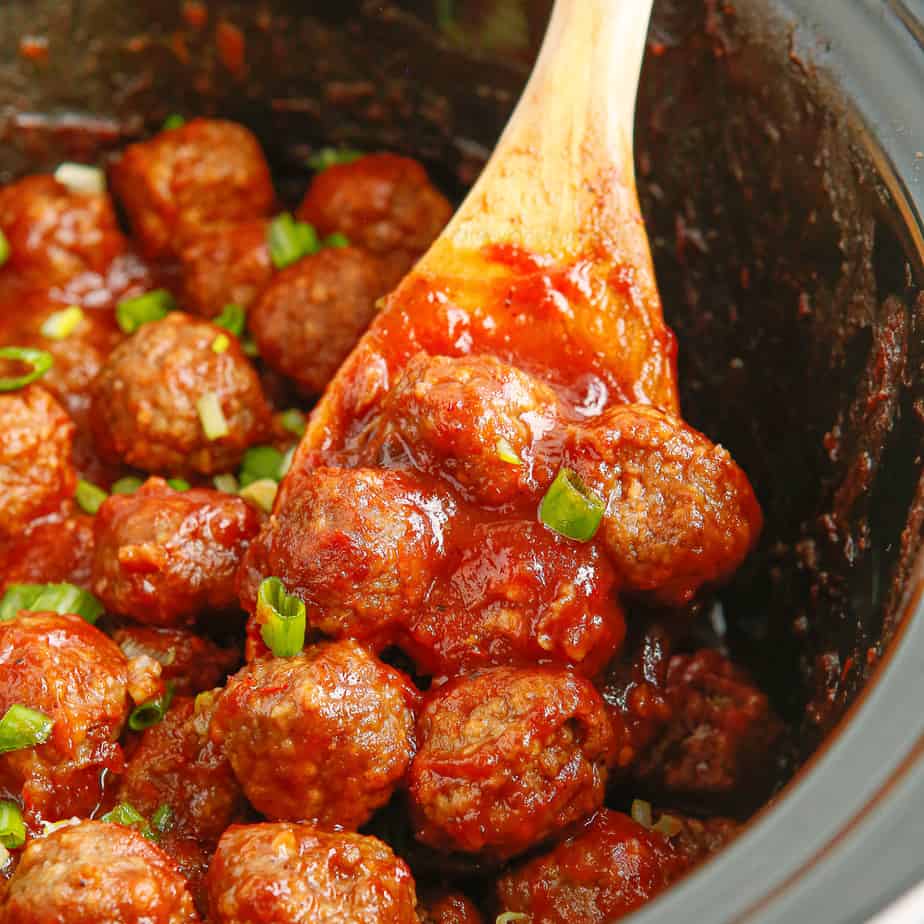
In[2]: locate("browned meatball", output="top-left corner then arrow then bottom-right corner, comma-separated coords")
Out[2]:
207,823 -> 419,924
91,314 -> 272,476
118,696 -> 244,846
111,118 -> 274,259
0,175 -> 128,281
0,386 -> 75,539
211,640 -> 419,828
112,626 -> 240,696
0,821 -> 200,923
178,219 -> 272,318
657,810 -> 740,866
92,477 -> 263,627
404,520 -> 625,679
238,467 -> 455,650
565,404 -> 763,605
408,666 -> 615,859
249,247 -> 394,396
418,890 -> 484,924
367,353 -> 560,507
0,510 -> 94,592
0,612 -> 131,821
297,153 -> 451,271
495,810 -> 687,924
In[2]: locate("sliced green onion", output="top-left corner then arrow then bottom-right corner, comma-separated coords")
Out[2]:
30,584 -> 103,625
495,914 -> 529,924
239,445 -> 285,487
54,162 -> 106,195
111,476 -> 144,495
162,114 -> 185,131
194,689 -> 217,715
196,392 -> 229,441
242,336 -> 259,358
240,478 -> 277,514
652,814 -> 683,837
39,817 -> 80,838
101,802 -> 153,838
279,408 -> 306,437
538,467 -> 605,542
40,306 -> 84,340
267,213 -> 320,269
0,802 -> 25,849
0,585 -> 42,622
306,147 -> 363,171
324,231 -> 350,249
212,473 -> 239,494
0,346 -> 53,392
116,290 -> 176,334
257,577 -> 305,657
211,333 -> 230,354
129,681 -> 175,732
631,798 -> 653,829
150,803 -> 174,834
75,479 -> 108,515
166,478 -> 190,492
279,446 -> 295,479
0,705 -> 53,754
0,230 -> 9,268
496,437 -> 522,466
214,303 -> 246,337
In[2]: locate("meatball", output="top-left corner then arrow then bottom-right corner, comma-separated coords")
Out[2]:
565,404 -> 762,605
0,612 -> 130,820
0,821 -> 199,923
91,313 -> 272,476
494,810 -> 687,924
368,353 -> 560,506
211,640 -> 418,828
418,890 -> 484,924
111,118 -> 274,259
178,219 -> 272,318
238,467 -> 455,649
404,521 -> 625,679
408,666 -> 615,859
0,511 -> 94,592
657,810 -> 740,866
207,823 -> 418,924
118,696 -> 244,846
92,477 -> 263,627
112,626 -> 240,696
249,246 -> 394,396
0,175 -> 127,281
0,386 -> 75,539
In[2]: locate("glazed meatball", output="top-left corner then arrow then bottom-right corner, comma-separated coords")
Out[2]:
404,520 -> 625,679
495,810 -> 687,924
297,153 -> 451,273
0,612 -> 131,820
118,696 -> 244,846
111,118 -> 274,258
212,640 -> 418,828
113,626 -> 240,696
0,821 -> 200,923
368,353 -> 560,507
409,666 -> 615,859
0,511 -> 94,592
249,246 -> 394,396
207,823 -> 419,924
0,175 -> 127,281
178,219 -> 272,318
92,477 -> 263,626
565,404 -> 763,605
238,467 -> 455,649
418,890 -> 484,924
0,386 -> 75,539
91,313 -> 272,476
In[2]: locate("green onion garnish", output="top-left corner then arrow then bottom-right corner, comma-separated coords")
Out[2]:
214,303 -> 246,337
101,802 -> 153,839
267,213 -> 321,269
324,232 -> 350,249
212,333 -> 230,354
279,408 -> 306,437
196,392 -> 229,441
279,446 -> 295,479
111,476 -> 144,495
239,478 -> 277,514
495,914 -> 529,924
40,306 -> 84,340
257,577 -> 305,657
238,445 -> 285,487
212,473 -> 239,494
129,681 -> 175,732
306,147 -> 363,171
0,585 -> 40,622
496,437 -> 522,465
0,230 -> 9,268
538,467 -> 605,542
631,798 -> 653,828
166,478 -> 190,492
150,803 -> 174,834
0,583 -> 103,624
242,336 -> 259,358
75,479 -> 108,515
116,290 -> 176,334
0,705 -> 53,754
53,162 -> 106,195
0,346 -> 53,392
652,814 -> 683,837
0,802 -> 25,849
162,114 -> 185,131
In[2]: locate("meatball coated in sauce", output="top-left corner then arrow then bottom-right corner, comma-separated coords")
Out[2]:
418,890 -> 485,924
495,810 -> 686,924
92,477 -> 263,627
249,246 -> 395,396
211,640 -> 419,829
409,666 -> 615,859
405,520 -> 625,679
565,404 -> 762,605
368,353 -> 559,507
111,118 -> 275,259
297,153 -> 452,272
0,612 -> 130,821
238,467 -> 455,650
0,821 -> 200,924
0,386 -> 75,539
91,313 -> 271,476
0,511 -> 94,591
207,823 -> 419,924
